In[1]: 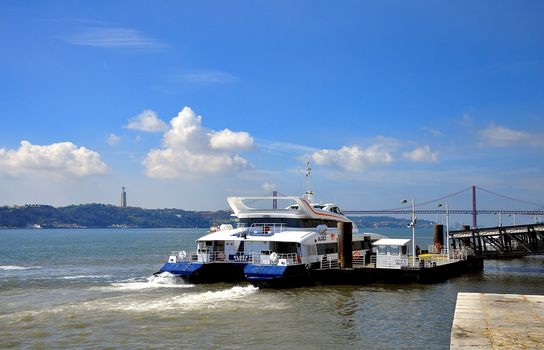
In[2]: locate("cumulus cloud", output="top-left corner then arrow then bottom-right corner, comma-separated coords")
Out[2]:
0,140 -> 108,177
106,133 -> 120,145
480,124 -> 529,147
403,145 -> 439,163
143,107 -> 254,178
209,129 -> 254,151
127,110 -> 168,132
311,144 -> 393,172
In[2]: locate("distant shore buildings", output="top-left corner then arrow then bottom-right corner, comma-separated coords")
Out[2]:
121,187 -> 127,208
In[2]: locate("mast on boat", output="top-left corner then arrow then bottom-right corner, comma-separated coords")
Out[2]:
304,161 -> 314,202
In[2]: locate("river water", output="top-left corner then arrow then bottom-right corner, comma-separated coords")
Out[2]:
1,228 -> 543,349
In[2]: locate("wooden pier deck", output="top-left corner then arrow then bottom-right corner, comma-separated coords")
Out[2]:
450,292 -> 544,349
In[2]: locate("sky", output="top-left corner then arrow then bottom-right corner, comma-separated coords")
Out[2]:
1,1 -> 543,225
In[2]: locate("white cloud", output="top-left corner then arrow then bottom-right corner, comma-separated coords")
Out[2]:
209,129 -> 254,151
106,133 -> 120,145
143,107 -> 253,178
64,27 -> 165,49
0,140 -> 108,177
422,127 -> 443,137
311,144 -> 393,172
456,113 -> 473,128
480,124 -> 529,147
127,110 -> 168,133
403,145 -> 439,163
257,139 -> 317,154
262,181 -> 276,193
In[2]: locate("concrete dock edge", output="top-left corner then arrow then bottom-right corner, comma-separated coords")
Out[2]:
450,292 -> 544,349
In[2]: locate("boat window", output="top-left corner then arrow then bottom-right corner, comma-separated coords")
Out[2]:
239,218 -> 340,228
352,241 -> 363,250
390,246 -> 400,255
313,205 -> 325,209
317,242 -> 338,255
274,242 -> 298,253
260,250 -> 271,255
329,206 -> 344,215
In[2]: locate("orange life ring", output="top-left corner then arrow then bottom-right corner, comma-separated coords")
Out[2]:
435,242 -> 442,252
352,251 -> 361,258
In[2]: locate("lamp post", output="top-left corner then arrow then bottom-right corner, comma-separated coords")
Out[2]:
402,198 -> 416,267
437,203 -> 450,259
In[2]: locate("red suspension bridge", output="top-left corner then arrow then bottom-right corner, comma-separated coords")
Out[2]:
344,185 -> 544,228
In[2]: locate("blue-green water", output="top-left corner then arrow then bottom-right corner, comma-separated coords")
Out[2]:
1,228 -> 543,349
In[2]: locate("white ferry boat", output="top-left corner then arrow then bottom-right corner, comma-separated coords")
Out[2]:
157,194 -> 384,286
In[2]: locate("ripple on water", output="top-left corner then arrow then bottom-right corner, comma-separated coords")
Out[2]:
0,265 -> 42,270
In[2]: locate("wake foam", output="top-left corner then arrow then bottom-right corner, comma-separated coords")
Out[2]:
60,275 -> 112,280
102,284 -> 260,312
0,265 -> 42,271
101,272 -> 195,291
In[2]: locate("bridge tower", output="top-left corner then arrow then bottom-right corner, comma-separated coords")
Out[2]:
472,185 -> 477,229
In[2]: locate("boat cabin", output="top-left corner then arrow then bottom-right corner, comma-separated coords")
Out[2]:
373,238 -> 410,269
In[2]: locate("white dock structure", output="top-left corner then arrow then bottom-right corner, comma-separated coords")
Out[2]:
451,292 -> 544,349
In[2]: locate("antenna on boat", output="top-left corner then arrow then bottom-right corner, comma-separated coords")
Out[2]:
304,161 -> 314,202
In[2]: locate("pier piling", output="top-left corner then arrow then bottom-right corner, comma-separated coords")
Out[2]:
337,221 -> 353,268
433,224 -> 444,248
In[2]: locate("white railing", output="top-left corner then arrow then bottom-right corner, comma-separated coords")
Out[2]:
320,258 -> 339,269
352,256 -> 366,267
414,248 -> 468,268
167,250 -> 303,265
370,255 -> 377,267
248,223 -> 286,234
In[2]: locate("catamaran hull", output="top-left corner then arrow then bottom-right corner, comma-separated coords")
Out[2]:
244,264 -> 313,288
158,262 -> 247,283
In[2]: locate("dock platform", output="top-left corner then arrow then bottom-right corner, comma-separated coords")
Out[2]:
450,292 -> 544,349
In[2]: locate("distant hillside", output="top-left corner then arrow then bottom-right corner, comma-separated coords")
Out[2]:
0,204 -> 431,229
349,216 -> 434,229
0,204 -> 231,229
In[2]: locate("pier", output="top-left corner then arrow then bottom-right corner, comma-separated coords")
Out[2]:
450,223 -> 544,258
450,293 -> 544,349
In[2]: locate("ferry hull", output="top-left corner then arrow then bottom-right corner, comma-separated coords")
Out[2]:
158,262 -> 247,283
244,264 -> 312,288
244,257 -> 484,288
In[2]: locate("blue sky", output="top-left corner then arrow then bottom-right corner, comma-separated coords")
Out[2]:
1,1 -> 543,224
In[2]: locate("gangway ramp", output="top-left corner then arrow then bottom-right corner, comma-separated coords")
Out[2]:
450,224 -> 544,257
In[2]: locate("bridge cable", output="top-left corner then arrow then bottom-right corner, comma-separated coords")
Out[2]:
476,186 -> 544,208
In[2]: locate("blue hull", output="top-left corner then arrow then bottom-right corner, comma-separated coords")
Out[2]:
158,262 -> 247,283
244,264 -> 312,288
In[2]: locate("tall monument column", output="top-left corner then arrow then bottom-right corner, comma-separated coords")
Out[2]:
121,187 -> 127,208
